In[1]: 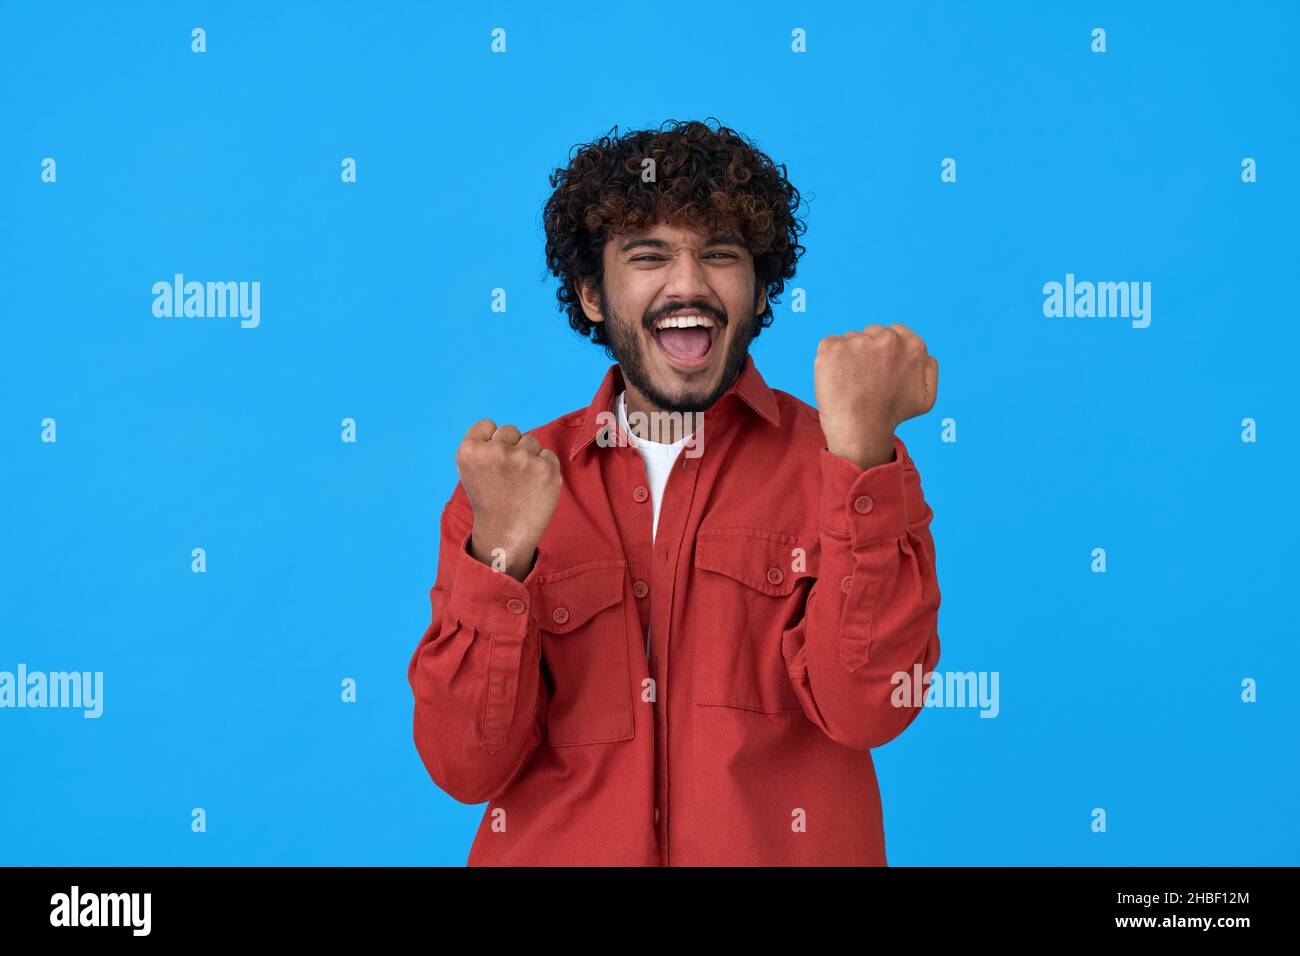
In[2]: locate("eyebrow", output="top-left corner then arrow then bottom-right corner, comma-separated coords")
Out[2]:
619,234 -> 746,253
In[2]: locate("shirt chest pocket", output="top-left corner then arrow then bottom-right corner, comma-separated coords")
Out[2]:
693,527 -> 817,714
529,559 -> 635,747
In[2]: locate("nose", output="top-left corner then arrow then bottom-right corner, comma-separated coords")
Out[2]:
660,248 -> 713,303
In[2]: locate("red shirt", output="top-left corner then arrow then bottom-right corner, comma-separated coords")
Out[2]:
407,354 -> 942,865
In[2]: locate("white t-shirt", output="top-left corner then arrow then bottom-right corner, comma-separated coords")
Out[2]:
615,390 -> 693,544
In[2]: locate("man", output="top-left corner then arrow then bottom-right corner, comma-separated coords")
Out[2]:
407,119 -> 941,865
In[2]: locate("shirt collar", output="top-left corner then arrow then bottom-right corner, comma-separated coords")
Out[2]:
616,391 -> 694,452
570,352 -> 780,460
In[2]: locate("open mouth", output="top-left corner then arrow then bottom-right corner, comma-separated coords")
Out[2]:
650,311 -> 721,371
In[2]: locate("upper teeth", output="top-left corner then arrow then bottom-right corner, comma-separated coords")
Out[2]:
654,314 -> 716,331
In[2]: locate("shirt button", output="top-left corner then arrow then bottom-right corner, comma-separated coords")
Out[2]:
766,567 -> 784,585
854,495 -> 874,514
551,606 -> 569,625
633,580 -> 649,598
840,575 -> 852,594
633,485 -> 649,503
506,598 -> 526,614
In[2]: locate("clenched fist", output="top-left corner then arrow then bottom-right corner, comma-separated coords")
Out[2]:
814,323 -> 938,469
456,419 -> 562,580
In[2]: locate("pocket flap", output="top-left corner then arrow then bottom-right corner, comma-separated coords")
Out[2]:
695,528 -> 814,596
529,559 -> 626,633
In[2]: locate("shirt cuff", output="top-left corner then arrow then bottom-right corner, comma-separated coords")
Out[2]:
818,437 -> 909,547
444,520 -> 544,638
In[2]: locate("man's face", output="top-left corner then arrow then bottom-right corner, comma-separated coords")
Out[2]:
579,220 -> 767,413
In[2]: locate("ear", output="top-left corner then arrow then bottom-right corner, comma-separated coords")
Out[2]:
755,284 -> 768,317
577,277 -> 605,324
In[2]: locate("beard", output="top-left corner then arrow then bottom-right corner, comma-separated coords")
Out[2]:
600,284 -> 756,414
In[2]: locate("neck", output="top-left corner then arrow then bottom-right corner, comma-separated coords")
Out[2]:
623,383 -> 700,444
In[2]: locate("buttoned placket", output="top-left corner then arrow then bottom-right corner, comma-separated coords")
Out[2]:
609,419 -> 703,864
604,434 -> 660,855
642,433 -> 705,866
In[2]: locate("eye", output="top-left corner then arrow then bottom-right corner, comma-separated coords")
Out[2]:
705,251 -> 739,260
630,254 -> 666,262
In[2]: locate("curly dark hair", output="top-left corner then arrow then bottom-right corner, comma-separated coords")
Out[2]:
542,118 -> 807,350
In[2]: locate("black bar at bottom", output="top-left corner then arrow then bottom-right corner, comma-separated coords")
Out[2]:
0,866 -> 1290,941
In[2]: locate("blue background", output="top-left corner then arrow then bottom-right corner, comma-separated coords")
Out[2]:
1,1 -> 1296,865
